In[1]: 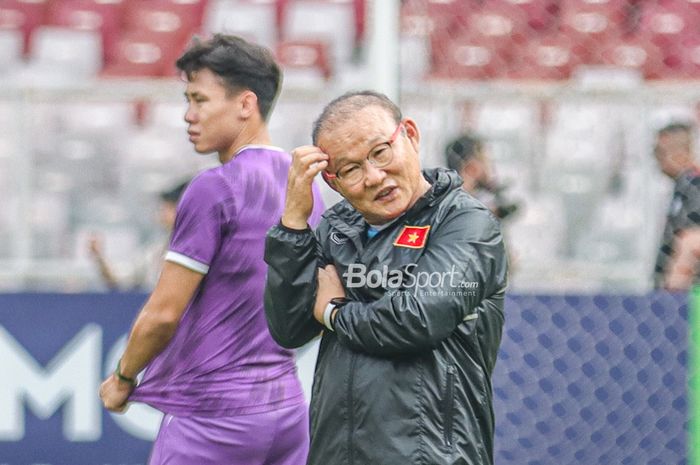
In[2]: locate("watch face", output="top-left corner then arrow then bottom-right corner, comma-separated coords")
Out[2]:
330,297 -> 349,307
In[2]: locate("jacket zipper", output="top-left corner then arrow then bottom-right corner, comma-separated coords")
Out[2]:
443,364 -> 456,448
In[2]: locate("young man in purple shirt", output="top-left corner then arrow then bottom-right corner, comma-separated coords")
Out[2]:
99,34 -> 324,464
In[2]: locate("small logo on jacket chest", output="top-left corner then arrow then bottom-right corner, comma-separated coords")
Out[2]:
330,232 -> 348,245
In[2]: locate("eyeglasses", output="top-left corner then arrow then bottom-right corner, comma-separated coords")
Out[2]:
323,122 -> 403,187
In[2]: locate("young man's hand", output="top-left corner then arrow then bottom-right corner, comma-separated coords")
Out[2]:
99,374 -> 133,413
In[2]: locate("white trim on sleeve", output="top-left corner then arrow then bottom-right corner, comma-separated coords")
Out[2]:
165,251 -> 210,274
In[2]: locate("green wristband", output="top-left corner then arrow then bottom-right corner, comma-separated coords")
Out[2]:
114,360 -> 137,388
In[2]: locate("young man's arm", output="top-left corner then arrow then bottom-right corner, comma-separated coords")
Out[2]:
99,261 -> 203,412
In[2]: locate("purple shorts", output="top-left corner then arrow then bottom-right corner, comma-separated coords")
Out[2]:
148,403 -> 309,465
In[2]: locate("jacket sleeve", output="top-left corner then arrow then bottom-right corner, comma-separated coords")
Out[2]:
264,223 -> 324,349
333,206 -> 507,357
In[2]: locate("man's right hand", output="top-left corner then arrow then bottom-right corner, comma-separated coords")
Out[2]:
281,145 -> 328,230
99,374 -> 133,413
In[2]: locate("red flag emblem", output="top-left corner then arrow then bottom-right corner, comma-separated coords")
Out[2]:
393,225 -> 431,249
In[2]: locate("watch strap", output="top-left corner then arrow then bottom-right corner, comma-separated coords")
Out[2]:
322,302 -> 336,331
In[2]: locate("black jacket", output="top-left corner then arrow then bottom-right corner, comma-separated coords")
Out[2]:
265,168 -> 508,465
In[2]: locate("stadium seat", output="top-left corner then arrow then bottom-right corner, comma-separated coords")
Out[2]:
46,0 -> 124,65
423,0 -> 476,34
401,0 -> 469,83
281,0 -> 358,65
422,0 -> 556,41
509,33 -> 585,80
679,0 -> 700,16
101,30 -> 185,77
29,26 -> 103,77
559,0 -> 633,59
659,32 -> 700,78
638,0 -> 700,49
429,2 -> 530,77
593,33 -> 666,79
122,0 -> 204,43
0,0 -> 47,54
430,32 -> 510,80
401,0 -> 483,39
501,0 -> 559,32
276,39 -> 331,85
203,0 -> 277,49
463,1 -> 531,50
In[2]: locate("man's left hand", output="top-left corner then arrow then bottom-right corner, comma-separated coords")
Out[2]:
314,264 -> 346,323
99,375 -> 133,413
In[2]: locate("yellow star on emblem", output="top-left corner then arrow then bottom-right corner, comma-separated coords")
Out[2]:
407,232 -> 420,243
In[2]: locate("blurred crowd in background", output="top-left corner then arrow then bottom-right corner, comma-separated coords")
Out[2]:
2,0 -> 700,293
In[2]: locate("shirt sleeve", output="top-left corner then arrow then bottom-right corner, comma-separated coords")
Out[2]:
165,172 -> 236,274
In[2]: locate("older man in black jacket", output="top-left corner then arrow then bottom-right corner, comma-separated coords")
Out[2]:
264,90 -> 508,465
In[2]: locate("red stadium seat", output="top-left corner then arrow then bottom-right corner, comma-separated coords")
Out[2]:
679,0 -> 700,16
464,1 -> 531,49
559,0 -> 633,57
101,30 -> 186,78
0,0 -> 47,54
122,0 -> 204,43
509,32 -> 585,80
638,0 -> 700,49
430,32 -> 510,80
424,0 -> 530,74
46,0 -> 124,65
659,33 -> 700,78
276,39 -> 331,84
501,0 -> 559,32
401,0 -> 471,37
594,33 -> 666,79
424,0 -> 477,34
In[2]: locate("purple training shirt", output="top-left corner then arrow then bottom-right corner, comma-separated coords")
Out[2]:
130,145 -> 325,417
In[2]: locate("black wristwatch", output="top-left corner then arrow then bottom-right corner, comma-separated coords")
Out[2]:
323,298 -> 349,331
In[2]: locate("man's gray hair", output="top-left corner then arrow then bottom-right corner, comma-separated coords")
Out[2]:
312,91 -> 402,145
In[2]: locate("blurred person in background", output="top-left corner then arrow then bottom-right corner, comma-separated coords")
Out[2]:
652,122 -> 700,290
445,133 -> 519,272
265,90 -> 508,465
444,132 -> 519,221
99,34 -> 324,465
87,179 -> 188,291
